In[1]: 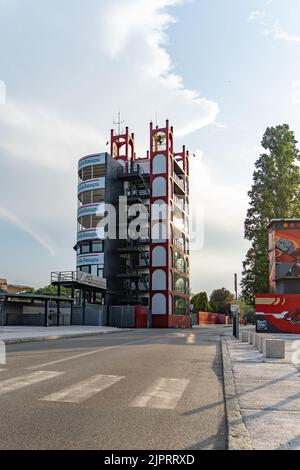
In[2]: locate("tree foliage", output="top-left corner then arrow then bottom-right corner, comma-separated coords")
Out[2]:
191,292 -> 210,312
241,124 -> 300,304
24,285 -> 71,297
209,288 -> 235,315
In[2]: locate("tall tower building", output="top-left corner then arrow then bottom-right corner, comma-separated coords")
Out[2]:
75,120 -> 190,327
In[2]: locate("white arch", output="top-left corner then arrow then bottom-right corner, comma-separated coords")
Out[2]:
153,154 -> 166,174
152,199 -> 167,221
152,246 -> 166,266
152,269 -> 166,290
152,176 -> 166,197
152,293 -> 166,315
152,222 -> 167,242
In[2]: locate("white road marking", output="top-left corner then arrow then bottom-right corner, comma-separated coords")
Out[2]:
186,334 -> 195,344
41,374 -> 124,403
27,335 -> 168,371
0,371 -> 63,396
131,378 -> 189,410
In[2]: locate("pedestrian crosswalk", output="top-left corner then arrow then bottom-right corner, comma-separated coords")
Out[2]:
0,371 -> 64,396
0,371 -> 190,409
41,374 -> 125,403
131,378 -> 189,409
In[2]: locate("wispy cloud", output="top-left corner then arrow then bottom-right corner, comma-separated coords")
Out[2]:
248,10 -> 300,45
248,10 -> 266,22
0,206 -> 56,256
0,101 -> 103,170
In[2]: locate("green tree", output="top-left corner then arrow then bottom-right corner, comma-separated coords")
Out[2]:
241,124 -> 300,304
24,285 -> 71,297
210,288 -> 235,315
243,305 -> 256,325
191,292 -> 210,312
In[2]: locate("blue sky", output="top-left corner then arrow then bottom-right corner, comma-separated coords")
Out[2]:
0,0 -> 300,296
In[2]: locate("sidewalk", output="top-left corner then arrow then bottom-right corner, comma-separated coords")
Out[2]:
223,329 -> 300,450
0,326 -> 129,345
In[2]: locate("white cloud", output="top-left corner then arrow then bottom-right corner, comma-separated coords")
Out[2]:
98,0 -> 218,139
0,80 -> 5,104
249,10 -> 300,45
264,21 -> 300,44
189,155 -> 249,293
0,101 -> 104,170
214,121 -> 227,129
248,10 -> 266,22
0,206 -> 56,256
0,0 -> 218,285
292,81 -> 300,105
0,0 -> 218,167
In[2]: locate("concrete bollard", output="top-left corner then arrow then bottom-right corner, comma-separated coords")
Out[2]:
263,339 -> 285,359
240,331 -> 249,342
251,332 -> 256,345
259,336 -> 264,353
255,334 -> 260,350
248,331 -> 254,344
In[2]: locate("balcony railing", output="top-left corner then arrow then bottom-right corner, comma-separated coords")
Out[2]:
174,239 -> 185,252
174,174 -> 185,191
118,162 -> 146,177
174,195 -> 185,211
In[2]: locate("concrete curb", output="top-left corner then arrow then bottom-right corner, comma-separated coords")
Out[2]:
0,329 -> 133,345
221,337 -> 253,450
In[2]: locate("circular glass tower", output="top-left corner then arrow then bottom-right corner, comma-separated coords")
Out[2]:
76,153 -> 106,278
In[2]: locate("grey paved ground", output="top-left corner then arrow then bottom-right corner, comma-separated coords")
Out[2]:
0,327 -> 227,450
227,335 -> 300,450
0,326 -> 126,343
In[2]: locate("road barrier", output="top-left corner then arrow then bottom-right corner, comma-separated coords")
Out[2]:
263,339 -> 285,359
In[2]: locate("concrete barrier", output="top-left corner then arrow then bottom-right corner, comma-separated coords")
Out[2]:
263,339 -> 285,359
255,334 -> 260,349
240,331 -> 249,342
259,336 -> 264,353
248,331 -> 254,344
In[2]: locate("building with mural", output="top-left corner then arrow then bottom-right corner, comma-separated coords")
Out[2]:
256,219 -> 300,334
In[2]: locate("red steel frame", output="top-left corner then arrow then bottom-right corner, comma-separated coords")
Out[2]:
149,120 -> 172,324
110,120 -> 190,327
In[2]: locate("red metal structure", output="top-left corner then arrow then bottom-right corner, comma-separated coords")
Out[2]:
111,126 -> 135,164
109,120 -> 191,327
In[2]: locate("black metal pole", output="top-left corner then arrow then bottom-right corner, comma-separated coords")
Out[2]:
56,301 -> 60,326
70,286 -> 75,326
233,273 -> 239,338
44,301 -> 48,327
82,288 -> 86,325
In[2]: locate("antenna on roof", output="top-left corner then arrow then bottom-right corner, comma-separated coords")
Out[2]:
113,110 -> 125,135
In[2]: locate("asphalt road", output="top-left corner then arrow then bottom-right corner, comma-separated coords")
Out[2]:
0,326 -> 227,450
